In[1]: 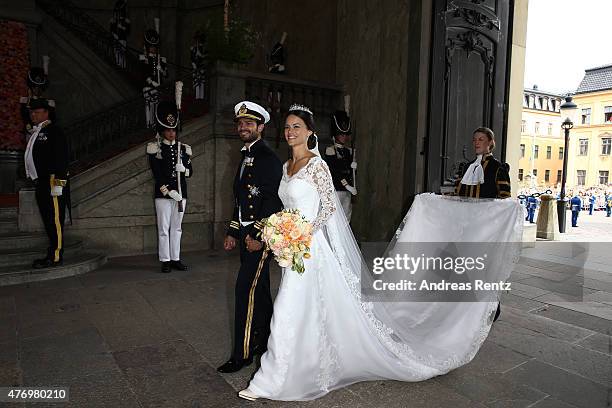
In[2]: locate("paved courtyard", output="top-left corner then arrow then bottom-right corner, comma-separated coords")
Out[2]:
1,234 -> 611,407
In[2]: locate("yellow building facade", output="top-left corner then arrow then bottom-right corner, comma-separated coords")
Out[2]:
565,65 -> 612,189
517,87 -> 564,189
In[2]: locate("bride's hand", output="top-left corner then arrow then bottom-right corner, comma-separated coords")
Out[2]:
245,235 -> 263,252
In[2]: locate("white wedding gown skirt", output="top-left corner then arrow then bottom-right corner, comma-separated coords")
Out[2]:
247,158 -> 523,401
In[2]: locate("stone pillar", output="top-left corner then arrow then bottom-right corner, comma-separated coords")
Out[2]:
536,194 -> 559,240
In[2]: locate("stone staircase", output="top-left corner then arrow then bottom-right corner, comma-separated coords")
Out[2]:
0,206 -> 107,286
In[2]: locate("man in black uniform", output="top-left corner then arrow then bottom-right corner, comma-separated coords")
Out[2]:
190,32 -> 207,100
139,19 -> 167,128
147,100 -> 193,273
217,101 -> 283,373
109,0 -> 131,68
23,98 -> 69,268
324,110 -> 357,220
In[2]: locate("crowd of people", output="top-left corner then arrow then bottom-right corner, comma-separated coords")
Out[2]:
517,186 -> 612,227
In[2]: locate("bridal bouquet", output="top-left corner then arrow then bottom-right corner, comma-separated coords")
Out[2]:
261,209 -> 312,274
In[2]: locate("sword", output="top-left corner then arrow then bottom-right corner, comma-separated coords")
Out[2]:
175,81 -> 184,212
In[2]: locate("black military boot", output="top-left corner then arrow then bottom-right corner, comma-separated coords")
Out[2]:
170,260 -> 188,271
32,257 -> 62,269
493,302 -> 501,322
160,262 -> 171,273
216,356 -> 253,373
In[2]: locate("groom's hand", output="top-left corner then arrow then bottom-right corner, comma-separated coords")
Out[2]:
245,235 -> 263,252
224,235 -> 237,251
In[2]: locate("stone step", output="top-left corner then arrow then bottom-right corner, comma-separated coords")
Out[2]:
0,219 -> 19,234
0,253 -> 107,286
0,240 -> 84,267
0,207 -> 18,220
0,233 -> 53,251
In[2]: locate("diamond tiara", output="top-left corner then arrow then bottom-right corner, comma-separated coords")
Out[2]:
288,103 -> 313,115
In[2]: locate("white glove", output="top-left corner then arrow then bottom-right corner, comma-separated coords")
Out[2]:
160,185 -> 169,196
175,163 -> 186,173
345,184 -> 357,196
168,190 -> 183,202
350,161 -> 357,169
341,179 -> 357,196
50,186 -> 63,196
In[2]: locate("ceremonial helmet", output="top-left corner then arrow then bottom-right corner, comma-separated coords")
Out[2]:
27,67 -> 48,90
156,100 -> 179,130
331,110 -> 351,135
114,0 -> 128,13
144,29 -> 160,46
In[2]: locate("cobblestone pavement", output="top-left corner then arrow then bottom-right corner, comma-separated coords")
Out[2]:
1,246 -> 610,407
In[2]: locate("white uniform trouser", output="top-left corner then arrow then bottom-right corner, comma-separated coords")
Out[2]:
155,198 -> 186,262
337,191 -> 352,221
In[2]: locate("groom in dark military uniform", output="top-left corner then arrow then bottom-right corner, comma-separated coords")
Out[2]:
217,101 -> 283,373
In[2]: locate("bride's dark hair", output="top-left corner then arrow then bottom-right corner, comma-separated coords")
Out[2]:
286,108 -> 317,149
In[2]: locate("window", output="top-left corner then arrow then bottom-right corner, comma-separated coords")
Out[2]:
520,144 -> 525,158
534,145 -> 539,159
581,108 -> 591,125
545,170 -> 550,182
546,145 -> 552,159
605,106 -> 612,123
557,170 -> 562,183
577,170 -> 586,186
603,138 -> 612,155
559,146 -> 564,160
518,169 -> 524,181
579,139 -> 588,155
532,169 -> 538,177
600,171 -> 609,185
548,123 -> 553,135
521,120 -> 526,133
535,122 -> 540,134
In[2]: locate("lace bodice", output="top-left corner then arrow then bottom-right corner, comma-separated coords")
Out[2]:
279,156 -> 336,232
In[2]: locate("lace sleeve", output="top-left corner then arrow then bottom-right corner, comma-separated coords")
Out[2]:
306,158 -> 337,232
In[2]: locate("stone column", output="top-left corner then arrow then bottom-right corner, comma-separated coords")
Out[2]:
536,194 -> 559,240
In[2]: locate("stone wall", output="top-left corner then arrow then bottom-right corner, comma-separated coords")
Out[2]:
336,0 -> 429,241
0,21 -> 29,151
233,0 -> 337,83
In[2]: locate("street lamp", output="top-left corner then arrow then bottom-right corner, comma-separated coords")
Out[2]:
558,95 -> 577,233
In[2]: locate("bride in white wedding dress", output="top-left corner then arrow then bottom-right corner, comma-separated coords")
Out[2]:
238,105 -> 523,402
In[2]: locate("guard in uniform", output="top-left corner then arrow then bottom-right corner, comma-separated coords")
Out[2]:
570,194 -> 582,227
588,194 -> 596,215
24,99 -> 69,268
109,0 -> 131,68
526,195 -> 537,223
190,32 -> 207,100
147,100 -> 192,273
324,110 -> 357,220
217,101 -> 283,373
139,19 -> 167,128
20,58 -> 56,135
267,32 -> 287,73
